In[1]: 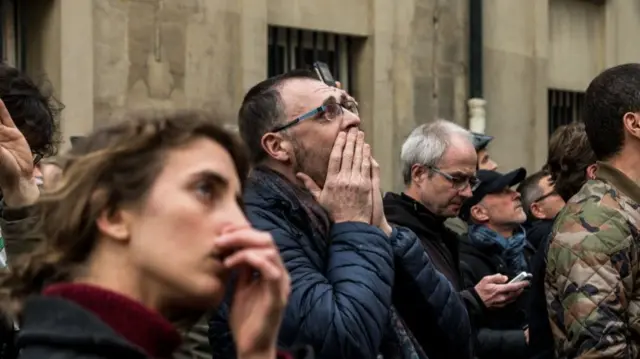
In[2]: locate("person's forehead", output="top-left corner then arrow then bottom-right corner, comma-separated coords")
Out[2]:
439,136 -> 477,171
538,175 -> 554,191
279,78 -> 342,113
163,138 -> 241,192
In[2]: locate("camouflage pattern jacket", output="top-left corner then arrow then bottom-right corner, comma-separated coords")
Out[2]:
545,162 -> 640,359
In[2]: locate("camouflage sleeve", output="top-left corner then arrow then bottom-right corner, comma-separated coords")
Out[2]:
545,210 -> 635,358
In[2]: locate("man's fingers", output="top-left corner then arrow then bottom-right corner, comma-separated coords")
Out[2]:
497,281 -> 529,294
296,173 -> 321,199
224,248 -> 283,281
371,157 -> 381,189
216,229 -> 275,251
340,128 -> 358,173
360,144 -> 371,178
327,132 -> 346,175
0,99 -> 16,128
351,131 -> 365,173
483,273 -> 508,284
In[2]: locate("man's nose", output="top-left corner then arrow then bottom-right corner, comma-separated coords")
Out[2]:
460,184 -> 474,198
340,110 -> 361,130
33,166 -> 43,178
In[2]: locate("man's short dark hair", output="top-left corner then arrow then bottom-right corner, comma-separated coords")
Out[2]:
0,64 -> 62,157
544,122 -> 596,202
584,63 -> 640,161
238,69 -> 318,163
517,171 -> 547,219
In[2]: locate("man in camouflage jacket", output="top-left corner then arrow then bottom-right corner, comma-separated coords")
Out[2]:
545,63 -> 640,359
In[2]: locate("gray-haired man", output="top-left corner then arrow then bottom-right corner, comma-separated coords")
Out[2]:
383,121 -> 527,335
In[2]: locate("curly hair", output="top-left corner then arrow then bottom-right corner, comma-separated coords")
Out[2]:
544,122 -> 596,201
0,63 -> 63,157
0,110 -> 249,318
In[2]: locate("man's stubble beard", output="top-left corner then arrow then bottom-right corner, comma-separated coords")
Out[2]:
291,139 -> 330,188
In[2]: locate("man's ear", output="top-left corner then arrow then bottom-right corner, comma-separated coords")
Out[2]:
411,164 -> 428,184
530,202 -> 546,220
623,112 -> 640,140
95,208 -> 131,243
470,204 -> 489,223
261,132 -> 292,162
586,163 -> 597,180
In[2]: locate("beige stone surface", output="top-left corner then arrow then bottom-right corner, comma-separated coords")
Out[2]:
21,0 -> 640,190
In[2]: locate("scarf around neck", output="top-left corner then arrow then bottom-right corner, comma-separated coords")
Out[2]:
468,224 -> 528,274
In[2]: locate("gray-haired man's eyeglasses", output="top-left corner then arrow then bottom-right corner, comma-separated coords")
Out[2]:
427,166 -> 481,191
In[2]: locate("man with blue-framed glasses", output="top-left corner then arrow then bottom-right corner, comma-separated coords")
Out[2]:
209,69 -> 472,359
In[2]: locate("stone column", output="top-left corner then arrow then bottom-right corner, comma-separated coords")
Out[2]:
483,0 -> 548,172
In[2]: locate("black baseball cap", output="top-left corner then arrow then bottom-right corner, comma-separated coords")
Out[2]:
471,132 -> 493,152
459,167 -> 527,222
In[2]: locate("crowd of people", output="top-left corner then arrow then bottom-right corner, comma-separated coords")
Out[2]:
0,60 -> 638,359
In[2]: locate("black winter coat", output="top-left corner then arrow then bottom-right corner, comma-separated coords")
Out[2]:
13,296 -> 149,359
459,234 -> 535,359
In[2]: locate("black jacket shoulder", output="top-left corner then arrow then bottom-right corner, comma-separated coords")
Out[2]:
15,296 -> 146,359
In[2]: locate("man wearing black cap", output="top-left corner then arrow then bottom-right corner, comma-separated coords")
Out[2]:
458,168 -> 534,359
471,132 -> 498,171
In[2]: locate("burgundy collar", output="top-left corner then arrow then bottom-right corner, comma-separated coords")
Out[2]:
43,283 -> 181,358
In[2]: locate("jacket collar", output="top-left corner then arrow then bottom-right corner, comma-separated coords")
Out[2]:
596,161 -> 640,204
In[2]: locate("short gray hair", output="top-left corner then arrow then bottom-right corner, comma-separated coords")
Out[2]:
401,120 -> 472,185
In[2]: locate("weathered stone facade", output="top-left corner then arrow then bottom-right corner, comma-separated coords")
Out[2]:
19,0 -> 640,191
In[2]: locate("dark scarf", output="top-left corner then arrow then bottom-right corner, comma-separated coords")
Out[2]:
468,224 -> 528,273
250,166 -> 332,242
43,283 -> 181,358
250,167 -> 427,359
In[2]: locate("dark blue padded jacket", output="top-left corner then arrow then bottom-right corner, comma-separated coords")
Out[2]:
209,176 -> 472,359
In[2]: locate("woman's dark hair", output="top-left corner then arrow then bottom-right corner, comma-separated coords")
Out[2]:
544,122 -> 596,201
0,64 -> 63,157
0,110 -> 249,316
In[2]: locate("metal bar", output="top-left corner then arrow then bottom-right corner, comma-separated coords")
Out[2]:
0,0 -> 5,63
285,28 -> 292,71
297,29 -> 303,68
312,31 -> 318,63
274,27 -> 282,75
468,0 -> 483,98
268,26 -> 276,77
334,35 -> 341,81
323,32 -> 329,63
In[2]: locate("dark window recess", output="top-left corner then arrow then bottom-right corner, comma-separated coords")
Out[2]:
548,89 -> 585,138
0,0 -> 25,69
268,26 -> 356,93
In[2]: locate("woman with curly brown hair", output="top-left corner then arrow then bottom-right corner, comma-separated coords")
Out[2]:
0,111 -> 291,359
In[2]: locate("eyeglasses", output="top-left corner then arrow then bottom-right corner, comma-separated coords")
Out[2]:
33,152 -> 43,166
533,190 -> 558,203
271,100 -> 359,133
427,166 -> 481,191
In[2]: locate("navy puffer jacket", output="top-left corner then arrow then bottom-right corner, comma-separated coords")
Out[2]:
209,175 -> 472,359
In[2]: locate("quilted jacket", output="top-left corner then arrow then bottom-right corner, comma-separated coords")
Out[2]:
209,170 -> 472,359
545,162 -> 640,358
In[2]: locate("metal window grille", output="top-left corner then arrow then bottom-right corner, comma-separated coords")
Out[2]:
548,89 -> 585,138
268,26 -> 356,93
0,0 -> 25,69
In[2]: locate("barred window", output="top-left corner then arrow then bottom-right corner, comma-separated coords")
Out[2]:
548,89 -> 585,138
268,26 -> 357,93
0,0 -> 24,69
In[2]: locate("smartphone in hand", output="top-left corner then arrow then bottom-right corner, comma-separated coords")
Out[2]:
509,272 -> 533,284
508,271 -> 533,284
